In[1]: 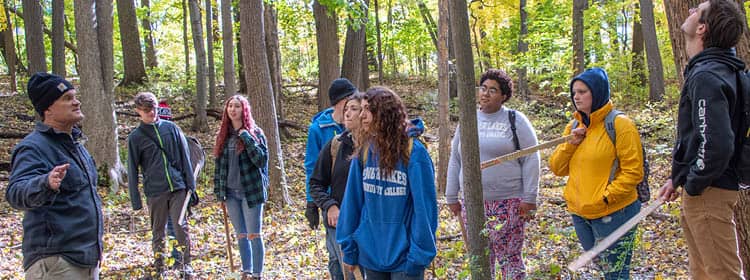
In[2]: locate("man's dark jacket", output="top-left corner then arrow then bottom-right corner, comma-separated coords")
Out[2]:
6,123 -> 103,270
672,47 -> 744,195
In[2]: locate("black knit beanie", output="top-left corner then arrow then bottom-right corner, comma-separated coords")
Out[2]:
328,78 -> 357,105
27,72 -> 74,117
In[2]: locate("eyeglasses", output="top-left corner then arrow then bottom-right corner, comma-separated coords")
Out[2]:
479,85 -> 501,95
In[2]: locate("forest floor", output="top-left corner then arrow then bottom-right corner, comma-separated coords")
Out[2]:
0,77 -> 689,279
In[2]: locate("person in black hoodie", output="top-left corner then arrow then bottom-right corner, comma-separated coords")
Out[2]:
658,1 -> 746,279
310,92 -> 366,280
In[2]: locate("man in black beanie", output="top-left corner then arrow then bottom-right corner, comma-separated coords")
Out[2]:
6,72 -> 103,279
303,78 -> 357,279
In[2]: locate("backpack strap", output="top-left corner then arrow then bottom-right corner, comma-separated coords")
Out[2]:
508,110 -> 521,151
604,110 -> 624,183
330,134 -> 342,170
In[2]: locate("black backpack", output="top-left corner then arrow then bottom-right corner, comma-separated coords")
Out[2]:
734,70 -> 750,186
572,111 -> 651,202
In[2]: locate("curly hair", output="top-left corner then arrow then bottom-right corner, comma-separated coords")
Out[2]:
213,95 -> 262,157
355,87 -> 410,175
479,69 -> 514,103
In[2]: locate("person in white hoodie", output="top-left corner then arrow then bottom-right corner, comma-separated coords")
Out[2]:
446,68 -> 540,280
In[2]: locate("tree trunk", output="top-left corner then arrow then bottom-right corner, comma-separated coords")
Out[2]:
516,0 -> 529,100
117,0 -> 147,86
732,0 -> 750,69
22,0 -> 46,73
738,190 -> 750,277
663,0 -> 699,85
141,0 -> 158,69
449,0 -> 490,278
387,0 -> 396,76
74,0 -> 125,191
51,0 -> 65,76
188,0 -> 208,132
183,0 -> 190,83
206,0 -> 217,109
341,2 -> 368,90
312,0 -> 341,110
235,7 -> 246,94
436,0 -> 450,196
264,3 -> 284,121
361,35 -> 370,90
374,0 -> 383,84
417,0 -> 438,51
220,0 -> 236,97
2,1 -> 17,92
632,2 -> 646,86
639,0 -> 665,101
238,0 -> 291,205
572,0 -> 586,76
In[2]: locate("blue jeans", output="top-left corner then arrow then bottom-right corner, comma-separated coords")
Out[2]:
571,200 -> 640,280
363,268 -> 424,280
325,224 -> 359,280
225,189 -> 264,276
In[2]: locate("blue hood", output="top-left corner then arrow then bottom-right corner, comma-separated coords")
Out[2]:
407,117 -> 425,137
570,67 -> 610,126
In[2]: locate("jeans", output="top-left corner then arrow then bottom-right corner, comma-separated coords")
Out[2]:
325,224 -> 359,280
25,256 -> 99,280
571,200 -> 640,280
166,216 -> 181,262
225,189 -> 264,276
363,268 -> 424,280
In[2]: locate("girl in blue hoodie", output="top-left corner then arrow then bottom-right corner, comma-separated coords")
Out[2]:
337,87 -> 438,279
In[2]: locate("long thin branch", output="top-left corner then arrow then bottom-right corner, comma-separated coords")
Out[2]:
7,5 -> 78,53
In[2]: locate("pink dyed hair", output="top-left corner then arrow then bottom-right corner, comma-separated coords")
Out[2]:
213,95 -> 261,157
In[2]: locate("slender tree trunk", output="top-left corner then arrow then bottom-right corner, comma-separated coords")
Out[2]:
387,0 -> 396,75
738,190 -> 750,277
1,0 -> 17,92
235,7 -> 246,94
449,0 -> 490,278
572,0 -> 586,76
732,0 -> 750,69
74,0 -> 124,191
417,0 -> 438,51
470,12 -> 483,73
632,2 -> 646,86
264,3 -> 284,121
238,0 -> 291,205
663,0 -> 699,85
141,0 -> 158,69
117,0 -> 147,86
206,0 -> 217,109
65,14 -> 77,73
188,0 -> 208,132
183,0 -> 190,83
361,36 -> 370,90
374,0 -> 383,84
516,0 -> 529,100
312,0 -> 340,110
51,0 -> 65,76
22,0 -> 45,73
436,0 -> 450,196
639,0 -> 665,101
341,2 -> 368,90
221,0 -> 236,97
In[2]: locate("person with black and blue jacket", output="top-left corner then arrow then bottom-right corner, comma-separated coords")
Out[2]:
6,72 -> 103,279
337,87 -> 438,279
127,92 -> 195,275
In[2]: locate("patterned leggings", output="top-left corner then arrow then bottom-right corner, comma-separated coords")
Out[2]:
462,198 -> 526,280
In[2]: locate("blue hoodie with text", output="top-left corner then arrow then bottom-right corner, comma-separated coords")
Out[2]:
336,138 -> 438,276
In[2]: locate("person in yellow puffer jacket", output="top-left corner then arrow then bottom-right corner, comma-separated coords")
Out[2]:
549,67 -> 644,280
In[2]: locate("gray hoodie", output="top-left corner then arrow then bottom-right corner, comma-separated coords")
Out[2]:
446,107 -> 540,204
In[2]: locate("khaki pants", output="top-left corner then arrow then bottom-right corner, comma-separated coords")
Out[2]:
681,187 -> 745,280
25,255 -> 98,280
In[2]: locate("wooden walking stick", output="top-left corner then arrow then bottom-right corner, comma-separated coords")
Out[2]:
481,135 -> 575,169
221,202 -> 235,273
567,198 -> 665,271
